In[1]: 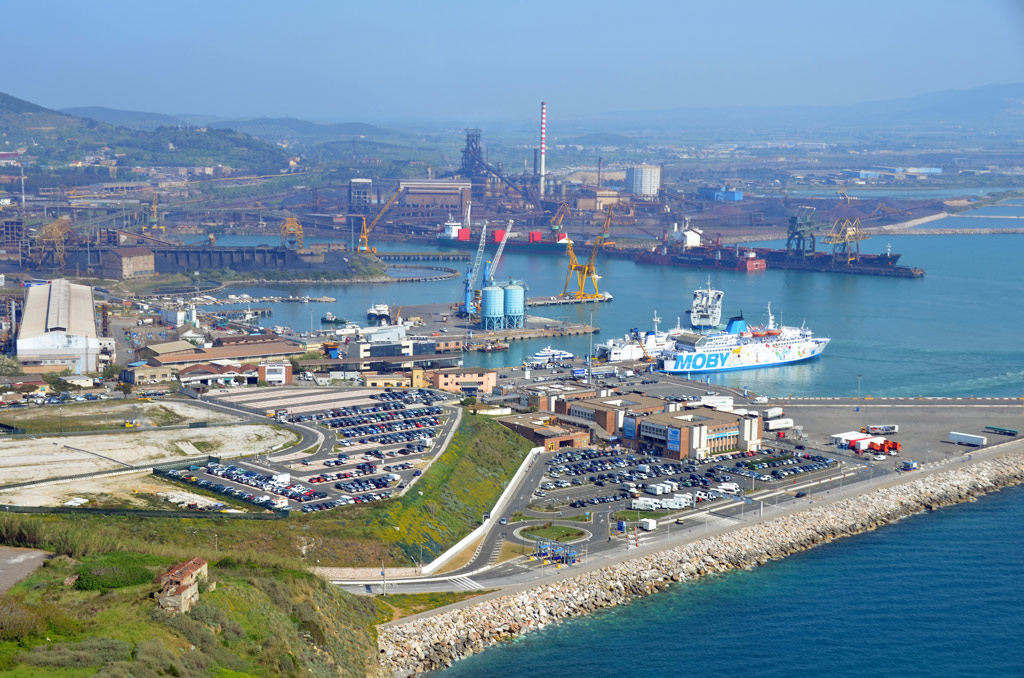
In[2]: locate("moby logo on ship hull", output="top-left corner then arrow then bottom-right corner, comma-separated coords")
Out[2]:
673,352 -> 730,371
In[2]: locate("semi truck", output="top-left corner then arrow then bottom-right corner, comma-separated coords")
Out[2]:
763,407 -> 785,420
862,425 -> 899,434
764,417 -> 794,432
949,431 -> 986,447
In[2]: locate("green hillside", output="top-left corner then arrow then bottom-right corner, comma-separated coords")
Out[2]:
0,92 -> 289,171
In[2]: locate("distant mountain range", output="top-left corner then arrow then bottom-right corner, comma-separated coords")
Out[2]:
584,83 -> 1024,135
60,106 -> 399,145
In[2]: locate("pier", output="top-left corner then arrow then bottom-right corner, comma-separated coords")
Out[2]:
376,252 -> 470,262
197,295 -> 336,306
211,307 -> 273,319
526,294 -> 613,308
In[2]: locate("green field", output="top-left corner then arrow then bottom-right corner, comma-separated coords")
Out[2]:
520,524 -> 586,542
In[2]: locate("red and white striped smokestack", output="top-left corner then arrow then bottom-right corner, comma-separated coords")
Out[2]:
539,101 -> 546,197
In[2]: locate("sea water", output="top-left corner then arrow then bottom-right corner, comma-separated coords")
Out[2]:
440,483 -> 1024,677
207,230 -> 1024,398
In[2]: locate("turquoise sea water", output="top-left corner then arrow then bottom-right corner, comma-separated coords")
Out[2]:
440,482 -> 1024,678
207,232 -> 1024,398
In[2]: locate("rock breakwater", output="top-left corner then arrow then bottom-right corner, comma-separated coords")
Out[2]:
377,450 -> 1024,676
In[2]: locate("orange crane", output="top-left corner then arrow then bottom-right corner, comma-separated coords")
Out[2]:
31,216 -> 72,269
549,202 -> 571,231
359,187 -> 407,253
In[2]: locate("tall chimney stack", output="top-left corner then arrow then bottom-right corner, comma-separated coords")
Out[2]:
539,101 -> 546,197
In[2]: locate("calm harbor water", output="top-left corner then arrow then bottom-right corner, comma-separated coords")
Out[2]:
202,212 -> 1024,676
440,483 -> 1024,678
208,226 -> 1024,398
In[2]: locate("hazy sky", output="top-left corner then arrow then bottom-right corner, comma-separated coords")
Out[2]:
6,0 -> 1024,123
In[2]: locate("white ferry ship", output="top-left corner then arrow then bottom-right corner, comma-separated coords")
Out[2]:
662,305 -> 828,374
595,311 -> 677,362
529,346 -> 574,363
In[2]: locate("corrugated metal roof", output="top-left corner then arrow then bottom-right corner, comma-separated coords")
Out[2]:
18,279 -> 97,341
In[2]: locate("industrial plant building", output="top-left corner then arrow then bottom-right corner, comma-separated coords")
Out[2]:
100,247 -> 155,279
625,164 -> 661,197
16,279 -> 101,374
621,406 -> 762,460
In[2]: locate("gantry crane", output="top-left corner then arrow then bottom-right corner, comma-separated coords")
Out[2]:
359,187 -> 407,253
821,217 -> 869,264
460,221 -> 489,316
31,216 -> 72,269
562,206 -> 612,299
486,220 -> 514,284
281,217 -> 304,249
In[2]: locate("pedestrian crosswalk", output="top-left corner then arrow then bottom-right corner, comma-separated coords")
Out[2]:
450,576 -> 483,590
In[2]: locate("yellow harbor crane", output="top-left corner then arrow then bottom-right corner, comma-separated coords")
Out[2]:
562,206 -> 612,299
31,216 -> 72,269
821,217 -> 869,264
359,187 -> 407,253
281,217 -> 304,249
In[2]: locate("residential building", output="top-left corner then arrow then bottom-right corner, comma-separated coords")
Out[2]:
429,367 -> 497,395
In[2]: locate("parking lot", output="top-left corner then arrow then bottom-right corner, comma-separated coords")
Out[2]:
163,387 -> 455,514
529,446 -> 839,516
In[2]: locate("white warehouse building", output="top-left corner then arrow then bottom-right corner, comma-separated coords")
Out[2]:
16,279 -> 100,374
625,164 -> 661,197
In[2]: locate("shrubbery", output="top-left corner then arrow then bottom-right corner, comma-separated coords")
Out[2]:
73,552 -> 160,591
20,637 -> 132,667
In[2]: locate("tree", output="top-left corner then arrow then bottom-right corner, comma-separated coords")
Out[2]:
102,363 -> 123,379
116,383 -> 133,397
0,356 -> 23,377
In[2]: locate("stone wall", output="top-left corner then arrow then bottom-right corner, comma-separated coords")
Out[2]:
378,450 -> 1024,676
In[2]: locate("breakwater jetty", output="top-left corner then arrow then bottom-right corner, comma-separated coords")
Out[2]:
377,445 -> 1024,676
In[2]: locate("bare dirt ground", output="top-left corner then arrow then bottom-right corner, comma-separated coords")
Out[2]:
0,471 -> 223,508
0,399 -> 241,432
0,546 -> 48,593
0,424 -> 298,486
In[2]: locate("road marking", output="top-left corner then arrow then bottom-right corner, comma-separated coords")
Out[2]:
451,576 -> 483,590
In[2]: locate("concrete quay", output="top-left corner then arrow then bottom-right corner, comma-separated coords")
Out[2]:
377,440 -> 1024,676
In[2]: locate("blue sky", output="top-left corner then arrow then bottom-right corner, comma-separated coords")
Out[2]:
5,0 -> 1023,123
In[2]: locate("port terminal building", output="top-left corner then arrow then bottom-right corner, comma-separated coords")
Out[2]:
621,406 -> 762,460
498,412 -> 590,451
16,279 -> 100,374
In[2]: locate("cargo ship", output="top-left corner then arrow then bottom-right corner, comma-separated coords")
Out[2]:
751,245 -> 925,278
436,219 -> 572,254
635,244 -> 766,272
661,293 -> 829,374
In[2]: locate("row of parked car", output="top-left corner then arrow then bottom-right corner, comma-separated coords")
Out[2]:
203,464 -> 330,504
162,468 -> 285,511
371,389 -> 444,406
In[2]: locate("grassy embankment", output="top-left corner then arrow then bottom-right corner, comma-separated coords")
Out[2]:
0,549 -> 383,678
0,415 -> 530,675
